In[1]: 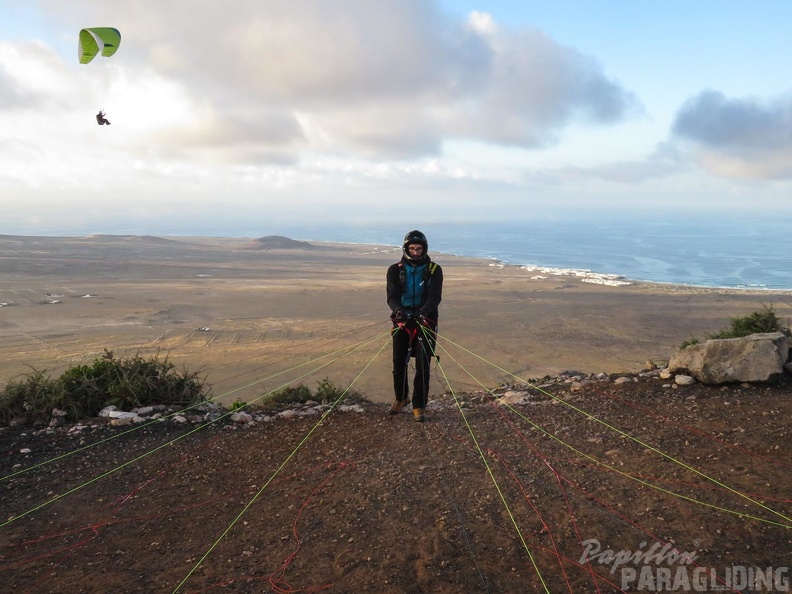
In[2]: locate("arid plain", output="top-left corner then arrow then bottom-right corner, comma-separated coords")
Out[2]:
1,234 -> 790,405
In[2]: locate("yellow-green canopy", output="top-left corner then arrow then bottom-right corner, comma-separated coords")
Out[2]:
78,27 -> 121,64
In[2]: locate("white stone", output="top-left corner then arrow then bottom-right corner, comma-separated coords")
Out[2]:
338,404 -> 364,413
107,411 -> 138,419
668,332 -> 790,385
230,411 -> 253,423
675,374 -> 696,386
499,391 -> 530,405
98,405 -> 119,417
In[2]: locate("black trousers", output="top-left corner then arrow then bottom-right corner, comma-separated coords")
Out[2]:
392,325 -> 436,410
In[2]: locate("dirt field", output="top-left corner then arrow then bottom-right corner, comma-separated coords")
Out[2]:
1,376 -> 791,593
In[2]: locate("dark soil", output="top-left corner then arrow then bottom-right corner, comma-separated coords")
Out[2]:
1,376 -> 791,593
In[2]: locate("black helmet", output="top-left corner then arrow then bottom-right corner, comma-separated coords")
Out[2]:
402,230 -> 428,261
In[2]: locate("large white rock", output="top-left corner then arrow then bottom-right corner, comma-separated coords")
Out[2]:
668,332 -> 790,385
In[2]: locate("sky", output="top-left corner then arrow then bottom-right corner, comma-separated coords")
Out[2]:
2,1 -> 792,236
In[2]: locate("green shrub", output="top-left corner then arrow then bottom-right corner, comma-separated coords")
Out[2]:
679,338 -> 700,350
260,377 -> 366,409
261,384 -> 313,409
315,377 -> 364,402
0,352 -> 207,426
0,369 -> 63,427
680,305 -> 784,349
707,305 -> 781,339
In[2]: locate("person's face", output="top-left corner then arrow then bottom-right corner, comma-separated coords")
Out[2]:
407,244 -> 424,256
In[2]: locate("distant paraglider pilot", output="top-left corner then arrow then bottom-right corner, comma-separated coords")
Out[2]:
96,110 -> 111,125
387,230 -> 443,422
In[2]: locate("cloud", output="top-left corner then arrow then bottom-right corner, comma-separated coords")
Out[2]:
671,89 -> 792,179
444,23 -> 640,148
0,40 -> 78,109
28,0 -> 638,164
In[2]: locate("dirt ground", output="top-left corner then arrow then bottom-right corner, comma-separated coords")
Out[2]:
1,374 -> 791,593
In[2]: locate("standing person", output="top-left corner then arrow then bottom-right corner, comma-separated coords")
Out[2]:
386,230 -> 443,422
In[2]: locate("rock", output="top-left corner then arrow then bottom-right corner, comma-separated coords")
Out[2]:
108,411 -> 138,420
337,404 -> 365,413
110,417 -> 134,427
98,406 -> 140,420
668,332 -> 790,385
499,390 -> 530,405
9,416 -> 28,427
613,376 -> 633,384
674,374 -> 696,386
98,405 -> 119,418
133,405 -> 167,415
230,411 -> 253,423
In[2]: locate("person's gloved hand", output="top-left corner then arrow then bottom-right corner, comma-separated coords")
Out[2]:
393,309 -> 407,323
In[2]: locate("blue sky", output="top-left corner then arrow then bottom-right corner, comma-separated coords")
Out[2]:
2,1 -> 792,236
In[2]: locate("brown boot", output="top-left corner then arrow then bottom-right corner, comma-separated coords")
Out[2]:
389,399 -> 408,415
413,408 -> 426,422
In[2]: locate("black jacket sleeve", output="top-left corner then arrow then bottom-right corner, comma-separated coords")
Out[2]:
386,262 -> 403,315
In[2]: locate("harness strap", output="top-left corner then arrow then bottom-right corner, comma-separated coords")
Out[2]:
397,321 -> 420,347
397,260 -> 437,286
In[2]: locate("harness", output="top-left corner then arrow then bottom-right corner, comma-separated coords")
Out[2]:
393,259 -> 440,362
397,260 -> 438,286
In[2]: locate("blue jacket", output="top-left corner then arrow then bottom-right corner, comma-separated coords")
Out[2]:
386,255 -> 443,322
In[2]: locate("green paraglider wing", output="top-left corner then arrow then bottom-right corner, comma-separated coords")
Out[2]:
78,27 -> 121,64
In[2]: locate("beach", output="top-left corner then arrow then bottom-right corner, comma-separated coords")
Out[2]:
1,234 -> 790,404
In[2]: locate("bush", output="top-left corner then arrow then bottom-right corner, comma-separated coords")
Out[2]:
315,377 -> 364,402
261,384 -> 313,409
260,377 -> 366,409
0,352 -> 207,426
0,369 -> 63,427
707,305 -> 781,339
680,305 -> 784,349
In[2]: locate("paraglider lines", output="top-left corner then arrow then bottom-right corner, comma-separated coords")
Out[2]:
171,331 -> 392,593
435,331 -> 792,528
0,328 -> 391,526
422,328 -> 553,593
0,323 -> 390,484
429,334 -> 769,592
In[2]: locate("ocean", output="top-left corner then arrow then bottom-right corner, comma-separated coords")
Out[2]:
275,212 -> 792,290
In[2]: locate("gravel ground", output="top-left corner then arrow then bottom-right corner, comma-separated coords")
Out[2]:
1,373 -> 791,593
